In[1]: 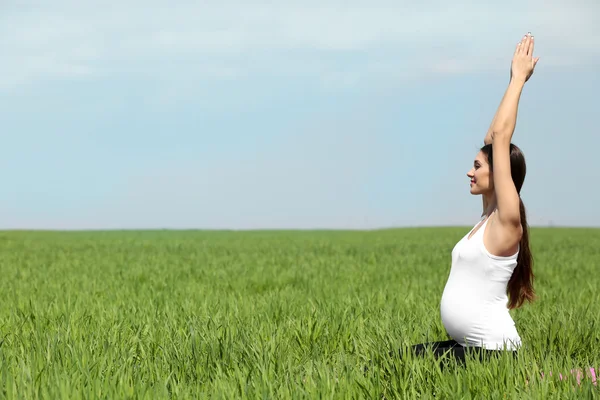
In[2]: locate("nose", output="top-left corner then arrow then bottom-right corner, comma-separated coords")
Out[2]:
467,169 -> 474,178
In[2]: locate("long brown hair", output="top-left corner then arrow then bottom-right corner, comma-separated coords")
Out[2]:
480,143 -> 535,309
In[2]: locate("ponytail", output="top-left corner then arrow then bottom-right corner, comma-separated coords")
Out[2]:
506,197 -> 535,309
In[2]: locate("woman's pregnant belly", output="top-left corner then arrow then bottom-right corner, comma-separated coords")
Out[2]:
440,287 -> 521,350
440,287 -> 479,345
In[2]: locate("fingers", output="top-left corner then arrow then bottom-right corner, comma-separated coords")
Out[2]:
518,34 -> 527,55
515,32 -> 534,56
527,33 -> 534,56
523,33 -> 531,56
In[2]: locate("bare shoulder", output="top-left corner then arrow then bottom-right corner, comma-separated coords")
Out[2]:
483,211 -> 522,257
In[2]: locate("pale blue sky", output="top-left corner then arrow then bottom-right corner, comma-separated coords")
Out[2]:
1,0 -> 599,230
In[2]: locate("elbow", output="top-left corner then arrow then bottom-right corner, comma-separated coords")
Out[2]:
491,130 -> 512,143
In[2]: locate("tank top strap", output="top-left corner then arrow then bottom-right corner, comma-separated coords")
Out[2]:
466,214 -> 488,240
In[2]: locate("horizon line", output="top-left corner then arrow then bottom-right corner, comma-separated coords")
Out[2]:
1,224 -> 598,233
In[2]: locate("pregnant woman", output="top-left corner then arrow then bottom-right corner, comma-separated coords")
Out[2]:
413,32 -> 540,364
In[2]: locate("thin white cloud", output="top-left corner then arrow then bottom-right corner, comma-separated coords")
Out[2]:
1,0 -> 599,88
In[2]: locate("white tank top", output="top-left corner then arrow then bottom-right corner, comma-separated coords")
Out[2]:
440,214 -> 522,350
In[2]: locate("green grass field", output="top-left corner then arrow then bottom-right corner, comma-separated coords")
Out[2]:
0,227 -> 598,399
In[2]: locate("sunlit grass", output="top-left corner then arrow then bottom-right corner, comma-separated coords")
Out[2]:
0,227 -> 598,398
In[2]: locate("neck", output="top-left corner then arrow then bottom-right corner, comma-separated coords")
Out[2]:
482,193 -> 497,217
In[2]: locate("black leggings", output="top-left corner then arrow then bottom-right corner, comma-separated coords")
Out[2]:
410,339 -> 517,365
366,339 -> 516,375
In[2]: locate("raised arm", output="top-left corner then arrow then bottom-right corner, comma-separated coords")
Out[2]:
491,33 -> 539,228
484,33 -> 539,146
484,111 -> 498,145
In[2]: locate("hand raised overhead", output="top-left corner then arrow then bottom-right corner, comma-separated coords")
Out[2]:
511,32 -> 540,83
